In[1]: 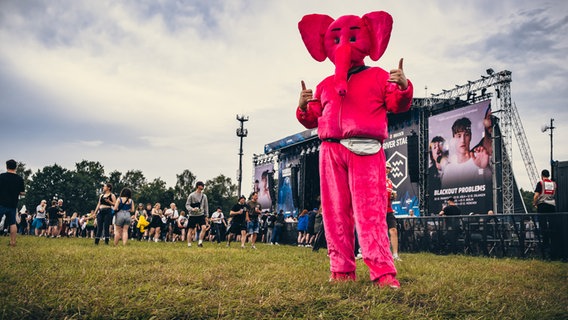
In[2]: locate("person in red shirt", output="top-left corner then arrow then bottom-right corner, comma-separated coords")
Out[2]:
532,169 -> 556,213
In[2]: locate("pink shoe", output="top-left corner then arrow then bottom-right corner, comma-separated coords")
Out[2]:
375,274 -> 400,289
329,271 -> 356,282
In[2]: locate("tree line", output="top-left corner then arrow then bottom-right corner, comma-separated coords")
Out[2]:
15,160 -> 239,216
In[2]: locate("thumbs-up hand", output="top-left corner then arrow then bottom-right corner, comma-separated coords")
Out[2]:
388,58 -> 408,90
298,80 -> 313,111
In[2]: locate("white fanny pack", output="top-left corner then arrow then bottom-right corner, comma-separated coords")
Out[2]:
339,138 -> 382,155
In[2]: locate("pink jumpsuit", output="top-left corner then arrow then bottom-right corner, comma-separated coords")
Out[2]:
297,67 -> 413,281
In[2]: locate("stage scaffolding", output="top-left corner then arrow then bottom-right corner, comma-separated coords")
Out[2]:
255,69 -> 537,215
414,69 -> 536,214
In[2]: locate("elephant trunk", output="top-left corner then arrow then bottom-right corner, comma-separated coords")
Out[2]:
334,44 -> 351,96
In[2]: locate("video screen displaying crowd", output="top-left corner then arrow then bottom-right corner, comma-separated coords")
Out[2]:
7,181 -> 324,249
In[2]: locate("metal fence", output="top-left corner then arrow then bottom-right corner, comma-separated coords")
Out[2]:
397,212 -> 568,261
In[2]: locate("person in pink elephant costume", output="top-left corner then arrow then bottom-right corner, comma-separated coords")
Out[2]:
296,11 -> 413,288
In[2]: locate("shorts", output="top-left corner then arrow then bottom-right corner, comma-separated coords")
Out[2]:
187,215 -> 206,228
149,215 -> 162,229
0,205 -> 17,226
247,220 -> 259,234
49,219 -> 60,227
387,212 -> 397,229
307,226 -> 315,235
229,221 -> 246,234
32,218 -> 45,230
114,210 -> 131,228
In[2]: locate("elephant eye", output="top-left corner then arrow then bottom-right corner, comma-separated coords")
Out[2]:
350,36 -> 356,42
334,37 -> 340,44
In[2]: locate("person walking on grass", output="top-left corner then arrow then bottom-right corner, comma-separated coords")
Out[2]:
297,209 -> 309,246
246,192 -> 262,249
164,202 -> 179,242
210,207 -> 226,244
148,203 -> 163,242
67,212 -> 79,237
33,200 -> 47,237
113,188 -> 134,246
94,183 -> 116,245
271,210 -> 285,245
46,200 -> 60,238
227,196 -> 248,248
185,181 -> 209,248
0,159 -> 25,247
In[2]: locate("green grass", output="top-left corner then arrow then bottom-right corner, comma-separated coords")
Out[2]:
1,237 -> 567,319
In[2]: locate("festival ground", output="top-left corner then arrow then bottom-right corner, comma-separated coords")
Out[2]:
1,236 -> 566,319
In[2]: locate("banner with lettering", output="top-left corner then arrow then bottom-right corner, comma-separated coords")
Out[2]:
427,100 -> 493,214
383,123 -> 420,216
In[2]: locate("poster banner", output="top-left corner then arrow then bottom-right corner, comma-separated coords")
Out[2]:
384,123 -> 420,216
253,163 -> 274,211
277,156 -> 300,216
427,100 -> 493,214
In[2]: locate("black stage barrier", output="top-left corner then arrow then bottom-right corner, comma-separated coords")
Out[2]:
274,213 -> 567,261
397,212 -> 568,261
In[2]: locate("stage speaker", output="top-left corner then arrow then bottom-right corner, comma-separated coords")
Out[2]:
407,133 -> 419,182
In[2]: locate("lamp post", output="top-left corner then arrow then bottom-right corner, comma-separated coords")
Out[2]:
541,118 -> 555,177
236,114 -> 249,197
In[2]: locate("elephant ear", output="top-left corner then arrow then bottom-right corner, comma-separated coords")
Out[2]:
298,14 -> 334,62
362,11 -> 393,61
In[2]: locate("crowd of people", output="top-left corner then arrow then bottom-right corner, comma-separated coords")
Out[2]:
6,180 -> 326,249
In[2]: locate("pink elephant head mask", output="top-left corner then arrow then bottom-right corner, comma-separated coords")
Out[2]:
298,11 -> 393,96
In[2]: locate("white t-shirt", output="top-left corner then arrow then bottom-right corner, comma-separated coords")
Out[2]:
36,205 -> 46,219
441,158 -> 491,188
178,216 -> 188,228
211,211 -> 224,224
165,208 -> 179,220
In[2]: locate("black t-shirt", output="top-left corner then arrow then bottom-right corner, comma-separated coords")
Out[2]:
308,211 -> 316,228
57,206 -> 67,218
443,205 -> 461,216
47,206 -> 60,220
534,182 -> 542,194
0,172 -> 25,208
246,200 -> 262,220
230,203 -> 247,224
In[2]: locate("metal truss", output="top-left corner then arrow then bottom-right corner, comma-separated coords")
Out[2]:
511,102 -> 540,187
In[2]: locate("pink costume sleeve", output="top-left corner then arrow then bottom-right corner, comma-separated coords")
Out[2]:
385,80 -> 413,114
296,100 -> 322,129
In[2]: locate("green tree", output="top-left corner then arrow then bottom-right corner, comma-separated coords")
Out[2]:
205,174 -> 238,215
25,164 -> 73,212
138,178 -> 169,207
520,188 -> 535,213
174,169 -> 196,202
107,170 -> 124,195
15,162 -> 32,210
67,160 -> 106,214
122,170 -> 147,195
16,161 -> 32,188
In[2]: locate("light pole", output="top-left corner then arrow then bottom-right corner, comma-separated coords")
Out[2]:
236,114 -> 249,197
541,118 -> 555,177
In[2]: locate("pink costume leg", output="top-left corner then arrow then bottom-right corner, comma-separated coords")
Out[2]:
319,142 -> 356,277
349,150 -> 397,281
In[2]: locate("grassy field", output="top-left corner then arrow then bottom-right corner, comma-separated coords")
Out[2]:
0,237 -> 567,319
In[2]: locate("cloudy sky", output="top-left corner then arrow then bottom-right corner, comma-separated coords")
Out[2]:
1,0 -> 566,193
